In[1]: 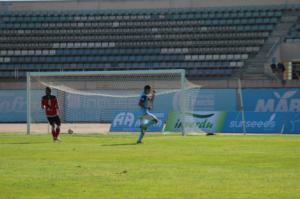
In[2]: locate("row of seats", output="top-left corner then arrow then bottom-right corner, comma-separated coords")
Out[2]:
0,32 -> 270,43
0,9 -> 282,19
0,68 -> 240,77
0,61 -> 244,70
286,38 -> 300,42
0,54 -> 249,63
0,6 -> 284,21
0,40 -> 266,49
0,17 -> 279,29
0,68 -> 236,78
286,19 -> 300,42
0,47 -> 260,56
0,25 -> 275,36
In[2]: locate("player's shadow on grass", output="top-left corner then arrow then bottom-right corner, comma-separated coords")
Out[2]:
101,143 -> 137,147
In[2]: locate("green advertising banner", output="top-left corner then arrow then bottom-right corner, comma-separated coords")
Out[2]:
165,111 -> 227,133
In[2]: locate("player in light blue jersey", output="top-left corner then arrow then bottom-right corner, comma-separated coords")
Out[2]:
137,85 -> 158,144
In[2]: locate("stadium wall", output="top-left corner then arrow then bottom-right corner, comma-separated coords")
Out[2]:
1,0 -> 300,11
280,43 -> 300,61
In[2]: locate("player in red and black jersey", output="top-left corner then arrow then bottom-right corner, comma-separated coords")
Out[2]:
41,87 -> 61,142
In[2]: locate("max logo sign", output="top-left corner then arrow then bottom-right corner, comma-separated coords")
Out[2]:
110,111 -> 166,132
255,91 -> 300,112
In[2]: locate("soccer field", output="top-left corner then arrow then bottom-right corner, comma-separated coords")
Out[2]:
0,134 -> 299,199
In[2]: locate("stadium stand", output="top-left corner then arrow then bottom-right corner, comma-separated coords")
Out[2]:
286,18 -> 300,42
0,3 -> 299,79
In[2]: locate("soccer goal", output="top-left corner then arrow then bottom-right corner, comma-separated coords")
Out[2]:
26,69 -> 196,135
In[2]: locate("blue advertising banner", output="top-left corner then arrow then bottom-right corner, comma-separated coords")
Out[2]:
0,90 -> 26,122
0,90 -> 54,122
110,111 -> 166,132
222,112 -> 300,134
243,89 -> 300,112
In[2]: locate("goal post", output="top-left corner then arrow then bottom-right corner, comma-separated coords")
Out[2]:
26,72 -> 31,135
26,69 -> 188,135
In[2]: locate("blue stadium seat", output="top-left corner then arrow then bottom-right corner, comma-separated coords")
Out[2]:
0,4 -> 299,78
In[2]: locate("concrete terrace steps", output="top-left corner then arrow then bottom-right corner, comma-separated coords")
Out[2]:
241,14 -> 299,80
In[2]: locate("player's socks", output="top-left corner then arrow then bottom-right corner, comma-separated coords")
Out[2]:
55,127 -> 60,138
137,130 -> 145,144
51,129 -> 56,140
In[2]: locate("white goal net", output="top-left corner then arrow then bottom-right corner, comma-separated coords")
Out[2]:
27,69 -> 199,134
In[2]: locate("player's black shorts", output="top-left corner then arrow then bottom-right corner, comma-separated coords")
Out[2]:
47,116 -> 61,126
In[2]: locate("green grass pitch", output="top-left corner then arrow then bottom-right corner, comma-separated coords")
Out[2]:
0,133 -> 299,199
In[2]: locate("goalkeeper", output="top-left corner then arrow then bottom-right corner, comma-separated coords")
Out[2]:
137,85 -> 158,144
41,87 -> 61,142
